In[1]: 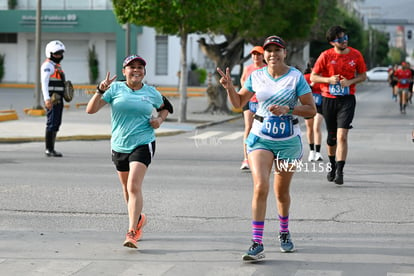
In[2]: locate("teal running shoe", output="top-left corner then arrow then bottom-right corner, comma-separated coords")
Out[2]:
242,240 -> 265,261
278,231 -> 295,252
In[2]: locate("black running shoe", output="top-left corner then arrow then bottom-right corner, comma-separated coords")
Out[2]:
327,170 -> 335,182
334,173 -> 344,185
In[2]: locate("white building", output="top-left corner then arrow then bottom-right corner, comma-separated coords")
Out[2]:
0,0 -> 218,86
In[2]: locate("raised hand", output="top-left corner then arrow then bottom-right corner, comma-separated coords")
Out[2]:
98,72 -> 117,91
217,67 -> 233,90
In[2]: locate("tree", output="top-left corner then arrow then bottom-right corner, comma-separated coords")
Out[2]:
198,0 -> 319,113
113,0 -> 224,122
113,0 -> 318,115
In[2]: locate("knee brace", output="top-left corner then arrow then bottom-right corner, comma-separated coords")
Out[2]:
327,131 -> 337,146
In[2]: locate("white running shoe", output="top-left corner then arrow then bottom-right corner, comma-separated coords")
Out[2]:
308,150 -> 315,162
240,159 -> 250,170
314,152 -> 323,161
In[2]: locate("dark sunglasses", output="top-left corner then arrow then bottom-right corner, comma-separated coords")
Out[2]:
332,35 -> 348,43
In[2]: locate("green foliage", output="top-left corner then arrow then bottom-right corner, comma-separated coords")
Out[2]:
0,53 -> 4,82
112,0 -> 318,44
309,1 -> 366,61
88,45 -> 99,84
388,47 -> 406,65
196,68 -> 207,84
8,0 -> 17,9
112,0 -> 222,35
368,30 -> 390,67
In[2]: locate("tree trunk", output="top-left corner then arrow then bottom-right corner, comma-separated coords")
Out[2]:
178,31 -> 188,122
198,36 -> 245,114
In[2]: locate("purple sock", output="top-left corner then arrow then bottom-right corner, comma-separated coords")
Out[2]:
252,221 -> 264,244
279,214 -> 289,233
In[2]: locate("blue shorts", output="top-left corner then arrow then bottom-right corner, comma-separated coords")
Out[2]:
246,133 -> 303,162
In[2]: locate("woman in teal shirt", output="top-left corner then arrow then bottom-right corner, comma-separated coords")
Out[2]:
87,55 -> 171,249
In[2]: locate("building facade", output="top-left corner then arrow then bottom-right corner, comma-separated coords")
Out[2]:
0,0 -> 214,86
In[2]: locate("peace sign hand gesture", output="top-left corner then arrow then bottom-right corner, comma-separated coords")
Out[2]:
217,67 -> 234,90
98,72 -> 117,92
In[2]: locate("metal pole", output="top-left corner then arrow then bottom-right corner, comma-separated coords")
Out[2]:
125,23 -> 130,56
33,0 -> 42,109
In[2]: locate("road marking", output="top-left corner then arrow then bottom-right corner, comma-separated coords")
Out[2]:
219,131 -> 244,140
295,270 -> 342,276
189,131 -> 223,140
189,131 -> 244,141
121,264 -> 174,276
33,261 -> 91,275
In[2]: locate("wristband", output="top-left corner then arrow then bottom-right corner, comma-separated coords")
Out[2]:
287,107 -> 294,115
96,85 -> 105,95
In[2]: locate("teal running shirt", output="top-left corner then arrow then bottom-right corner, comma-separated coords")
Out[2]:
102,82 -> 163,153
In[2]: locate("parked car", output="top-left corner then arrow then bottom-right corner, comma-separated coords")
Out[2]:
366,67 -> 389,81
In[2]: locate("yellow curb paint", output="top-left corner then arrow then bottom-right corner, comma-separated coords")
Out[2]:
0,110 -> 18,122
25,109 -> 46,116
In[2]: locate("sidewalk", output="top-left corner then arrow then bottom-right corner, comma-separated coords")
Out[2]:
0,87 -> 242,143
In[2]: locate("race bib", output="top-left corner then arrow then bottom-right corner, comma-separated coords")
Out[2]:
249,101 -> 258,113
261,115 -> 294,138
313,93 -> 322,106
329,83 -> 350,96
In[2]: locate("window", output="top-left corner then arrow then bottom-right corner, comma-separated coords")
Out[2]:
155,35 -> 168,76
0,33 -> 17,43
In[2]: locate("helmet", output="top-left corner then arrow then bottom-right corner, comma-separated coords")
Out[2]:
45,40 -> 65,58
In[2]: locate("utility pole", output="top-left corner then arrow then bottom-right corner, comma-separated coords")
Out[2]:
33,0 -> 43,110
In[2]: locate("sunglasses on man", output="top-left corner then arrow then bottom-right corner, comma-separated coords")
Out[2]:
332,35 -> 348,43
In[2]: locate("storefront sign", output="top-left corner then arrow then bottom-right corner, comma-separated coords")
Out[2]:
20,14 -> 78,27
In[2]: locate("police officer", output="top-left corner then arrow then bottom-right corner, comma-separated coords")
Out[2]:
41,40 -> 66,157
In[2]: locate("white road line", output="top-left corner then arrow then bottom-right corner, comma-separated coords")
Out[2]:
189,131 -> 223,139
219,131 -> 244,140
295,270 -> 343,276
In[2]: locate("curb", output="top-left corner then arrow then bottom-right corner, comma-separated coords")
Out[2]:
0,130 -> 188,144
0,116 -> 241,143
0,110 -> 18,122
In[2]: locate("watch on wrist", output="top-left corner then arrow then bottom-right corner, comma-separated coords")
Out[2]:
96,85 -> 105,95
287,107 -> 294,115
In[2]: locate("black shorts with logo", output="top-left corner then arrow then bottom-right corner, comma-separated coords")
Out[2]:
322,95 -> 356,131
111,141 -> 156,171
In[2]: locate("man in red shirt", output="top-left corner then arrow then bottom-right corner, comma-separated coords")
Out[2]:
394,61 -> 412,114
311,26 -> 367,185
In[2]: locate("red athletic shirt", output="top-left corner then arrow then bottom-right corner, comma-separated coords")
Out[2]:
304,73 -> 322,95
241,64 -> 267,103
394,68 -> 412,89
313,47 -> 366,98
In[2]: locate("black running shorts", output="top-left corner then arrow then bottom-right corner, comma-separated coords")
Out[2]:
111,141 -> 156,171
322,95 -> 356,131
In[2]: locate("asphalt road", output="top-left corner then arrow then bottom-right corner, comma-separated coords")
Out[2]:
0,81 -> 413,275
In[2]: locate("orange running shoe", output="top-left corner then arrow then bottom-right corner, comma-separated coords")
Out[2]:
136,213 -> 147,241
123,230 -> 139,248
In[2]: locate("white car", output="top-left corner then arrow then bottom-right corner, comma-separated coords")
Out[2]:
366,67 -> 389,81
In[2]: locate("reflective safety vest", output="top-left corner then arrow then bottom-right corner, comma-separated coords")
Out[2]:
47,59 -> 66,96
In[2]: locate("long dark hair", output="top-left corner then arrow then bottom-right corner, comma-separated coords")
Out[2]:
304,57 -> 316,74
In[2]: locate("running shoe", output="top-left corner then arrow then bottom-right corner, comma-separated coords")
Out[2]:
136,213 -> 147,241
334,173 -> 344,185
308,150 -> 315,162
242,240 -> 265,261
314,152 -> 323,161
123,230 -> 139,248
240,159 -> 250,170
278,231 -> 295,252
327,170 -> 335,182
